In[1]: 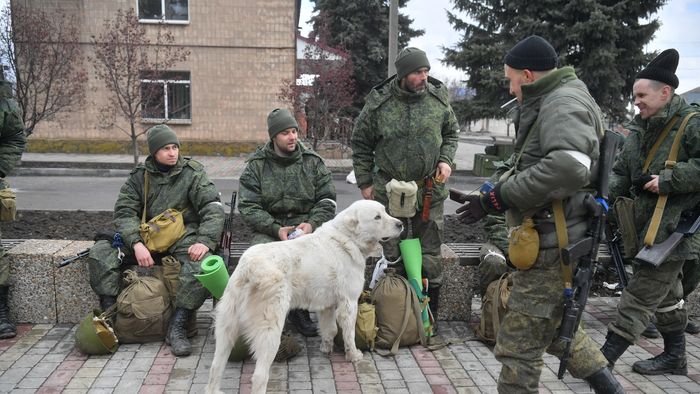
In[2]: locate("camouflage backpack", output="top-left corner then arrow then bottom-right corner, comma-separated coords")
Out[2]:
475,272 -> 512,344
113,270 -> 172,344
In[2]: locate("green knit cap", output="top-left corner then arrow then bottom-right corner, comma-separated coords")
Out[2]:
267,108 -> 298,139
146,124 -> 179,155
395,47 -> 430,80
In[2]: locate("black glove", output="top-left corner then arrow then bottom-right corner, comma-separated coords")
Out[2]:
456,195 -> 488,224
632,173 -> 654,193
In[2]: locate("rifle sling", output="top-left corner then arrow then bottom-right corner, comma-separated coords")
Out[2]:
643,112 -> 698,246
553,199 -> 572,292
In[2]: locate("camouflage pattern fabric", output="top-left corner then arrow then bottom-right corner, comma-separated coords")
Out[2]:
351,76 -> 458,283
607,95 -> 700,340
0,80 -> 26,287
238,141 -> 336,244
491,67 -> 606,392
88,156 -> 224,310
494,248 -> 607,392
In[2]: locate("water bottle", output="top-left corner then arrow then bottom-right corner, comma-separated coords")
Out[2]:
287,228 -> 304,240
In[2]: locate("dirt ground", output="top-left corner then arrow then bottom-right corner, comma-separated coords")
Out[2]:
0,210 -> 619,296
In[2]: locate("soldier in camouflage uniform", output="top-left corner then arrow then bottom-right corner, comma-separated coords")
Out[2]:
238,108 -> 336,338
456,36 -> 623,393
0,69 -> 27,339
601,49 -> 700,375
351,47 -> 459,317
88,124 -> 224,356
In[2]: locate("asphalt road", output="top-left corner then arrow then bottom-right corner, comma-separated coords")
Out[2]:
11,173 -> 487,213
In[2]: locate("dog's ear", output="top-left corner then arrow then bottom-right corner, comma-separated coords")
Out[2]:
342,209 -> 359,231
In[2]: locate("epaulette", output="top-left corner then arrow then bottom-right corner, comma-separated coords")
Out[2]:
130,163 -> 146,175
427,76 -> 450,107
185,158 -> 204,171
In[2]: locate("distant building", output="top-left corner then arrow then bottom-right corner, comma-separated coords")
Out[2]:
13,0 -> 301,153
682,87 -> 700,105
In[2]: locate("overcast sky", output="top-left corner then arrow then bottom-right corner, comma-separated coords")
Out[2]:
299,0 -> 700,94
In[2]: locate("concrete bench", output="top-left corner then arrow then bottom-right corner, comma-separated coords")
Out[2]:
3,239 -> 677,326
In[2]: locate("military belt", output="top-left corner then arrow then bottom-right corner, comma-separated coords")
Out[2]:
378,170 -> 426,187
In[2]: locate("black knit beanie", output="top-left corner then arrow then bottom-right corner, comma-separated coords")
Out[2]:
504,35 -> 558,71
147,124 -> 179,155
395,47 -> 430,80
267,108 -> 298,139
636,49 -> 679,89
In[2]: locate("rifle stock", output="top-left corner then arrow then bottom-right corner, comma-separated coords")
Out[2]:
448,188 -> 469,204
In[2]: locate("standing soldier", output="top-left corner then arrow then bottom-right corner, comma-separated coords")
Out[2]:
238,108 -> 336,341
601,49 -> 700,375
351,47 -> 459,317
0,68 -> 27,339
88,124 -> 225,356
455,35 -> 623,392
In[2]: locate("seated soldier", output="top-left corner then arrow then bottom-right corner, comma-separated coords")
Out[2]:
238,108 -> 337,338
87,124 -> 224,357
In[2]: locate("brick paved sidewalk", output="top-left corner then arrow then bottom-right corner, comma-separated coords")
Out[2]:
2,297 -> 700,393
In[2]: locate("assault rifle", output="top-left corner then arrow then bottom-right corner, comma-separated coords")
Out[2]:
219,191 -> 237,267
557,130 -> 623,379
606,222 -> 629,291
59,248 -> 91,267
58,230 -> 125,267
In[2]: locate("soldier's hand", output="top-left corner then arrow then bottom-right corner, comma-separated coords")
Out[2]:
456,195 -> 488,224
643,174 -> 660,194
436,162 -> 452,184
279,225 -> 295,241
361,185 -> 374,200
297,222 -> 313,235
134,242 -> 155,267
188,243 -> 209,261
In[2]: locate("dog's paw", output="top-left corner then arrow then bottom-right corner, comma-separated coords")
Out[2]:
320,340 -> 334,355
345,348 -> 363,363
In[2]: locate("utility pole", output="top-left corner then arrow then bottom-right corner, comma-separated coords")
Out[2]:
387,0 -> 398,77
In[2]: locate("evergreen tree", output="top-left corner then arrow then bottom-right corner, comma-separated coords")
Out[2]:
309,0 -> 423,113
444,0 -> 665,123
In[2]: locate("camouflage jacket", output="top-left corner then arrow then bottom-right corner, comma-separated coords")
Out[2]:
351,76 -> 459,204
0,81 -> 26,188
114,156 -> 225,252
238,141 -> 336,238
496,67 -> 603,247
610,95 -> 700,260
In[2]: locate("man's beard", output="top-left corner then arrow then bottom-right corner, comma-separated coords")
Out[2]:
407,81 -> 427,93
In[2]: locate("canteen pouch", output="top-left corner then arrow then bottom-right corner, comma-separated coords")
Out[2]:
385,179 -> 418,218
0,188 -> 16,222
508,217 -> 539,270
613,197 -> 638,258
139,208 -> 186,253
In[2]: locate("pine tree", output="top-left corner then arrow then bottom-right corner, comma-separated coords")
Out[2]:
444,0 -> 665,123
309,0 -> 423,113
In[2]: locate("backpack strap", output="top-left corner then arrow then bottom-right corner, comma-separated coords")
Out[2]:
142,172 -> 149,224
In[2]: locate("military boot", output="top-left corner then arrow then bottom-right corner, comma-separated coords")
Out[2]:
584,367 -> 625,394
641,322 -> 661,338
166,308 -> 193,356
99,295 -> 117,312
427,284 -> 441,334
287,309 -> 318,337
632,330 -> 687,375
0,286 -> 16,339
600,331 -> 631,369
686,317 -> 700,335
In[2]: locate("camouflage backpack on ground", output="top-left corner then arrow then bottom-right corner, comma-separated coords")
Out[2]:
475,272 -> 512,344
113,270 -> 172,344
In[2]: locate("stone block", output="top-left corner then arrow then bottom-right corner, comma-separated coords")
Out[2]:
7,240 -> 71,324
54,240 -> 99,323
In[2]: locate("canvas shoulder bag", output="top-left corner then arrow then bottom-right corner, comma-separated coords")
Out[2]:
139,172 -> 187,253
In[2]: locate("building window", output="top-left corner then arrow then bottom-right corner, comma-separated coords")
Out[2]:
140,71 -> 191,123
138,0 -> 189,23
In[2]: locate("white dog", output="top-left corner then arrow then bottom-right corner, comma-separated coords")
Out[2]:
205,200 -> 403,394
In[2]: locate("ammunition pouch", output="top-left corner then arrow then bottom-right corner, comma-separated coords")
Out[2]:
613,197 -> 637,258
0,187 -> 17,222
508,217 -> 540,270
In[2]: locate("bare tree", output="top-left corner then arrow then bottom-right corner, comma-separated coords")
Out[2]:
0,4 -> 87,136
91,8 -> 189,164
279,37 -> 355,150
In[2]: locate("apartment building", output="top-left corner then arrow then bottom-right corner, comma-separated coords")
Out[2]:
15,0 -> 300,154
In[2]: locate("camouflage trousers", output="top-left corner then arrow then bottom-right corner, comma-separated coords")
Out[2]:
379,203 -> 444,285
87,240 -> 210,310
494,247 -> 607,393
0,230 -> 6,286
610,258 -> 692,342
